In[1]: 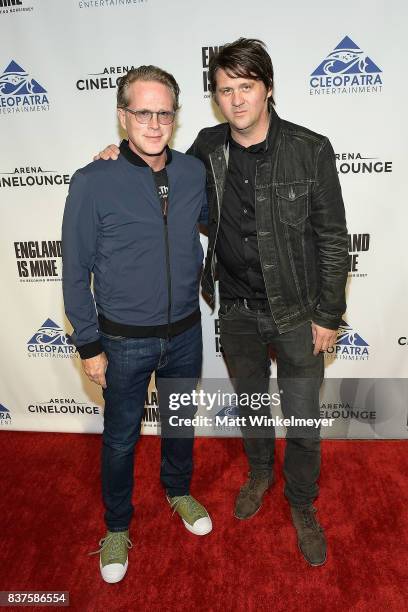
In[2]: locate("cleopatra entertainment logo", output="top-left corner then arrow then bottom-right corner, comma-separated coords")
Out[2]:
28,398 -> 101,416
325,321 -> 369,361
0,166 -> 71,189
0,0 -> 33,14
213,403 -> 240,433
336,153 -> 392,175
202,45 -> 223,98
27,319 -> 77,359
76,64 -> 137,92
398,337 -> 407,347
0,60 -> 49,115
348,233 -> 370,279
0,403 -> 12,427
310,36 -> 382,96
14,240 -> 62,283
78,0 -> 148,10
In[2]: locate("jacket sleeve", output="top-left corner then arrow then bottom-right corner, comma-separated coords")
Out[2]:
62,170 -> 103,359
198,171 -> 209,226
310,138 -> 349,330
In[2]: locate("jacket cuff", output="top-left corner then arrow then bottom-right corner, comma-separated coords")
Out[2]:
77,340 -> 103,360
312,309 -> 342,331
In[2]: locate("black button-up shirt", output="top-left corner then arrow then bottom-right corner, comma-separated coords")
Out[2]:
216,130 -> 270,300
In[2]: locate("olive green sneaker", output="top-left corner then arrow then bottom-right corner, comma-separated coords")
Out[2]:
90,530 -> 133,583
167,495 -> 212,536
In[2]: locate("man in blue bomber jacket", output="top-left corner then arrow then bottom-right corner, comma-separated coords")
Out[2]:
62,65 -> 212,585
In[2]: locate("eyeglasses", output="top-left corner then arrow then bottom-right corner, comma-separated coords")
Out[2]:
123,108 -> 176,125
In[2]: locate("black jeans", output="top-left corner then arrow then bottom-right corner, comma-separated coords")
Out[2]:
219,301 -> 324,507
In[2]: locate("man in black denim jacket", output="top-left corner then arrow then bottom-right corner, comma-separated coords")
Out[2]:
187,38 -> 348,567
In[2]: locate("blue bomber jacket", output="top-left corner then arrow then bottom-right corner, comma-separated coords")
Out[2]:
62,142 -> 208,358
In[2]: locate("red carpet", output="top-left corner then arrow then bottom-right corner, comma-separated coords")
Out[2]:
0,432 -> 407,611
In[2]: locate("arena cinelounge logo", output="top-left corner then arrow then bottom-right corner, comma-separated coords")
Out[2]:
336,152 -> 392,175
28,398 -> 101,416
310,36 -> 382,95
0,166 -> 70,189
27,319 -> 77,359
0,60 -> 49,114
76,64 -> 137,92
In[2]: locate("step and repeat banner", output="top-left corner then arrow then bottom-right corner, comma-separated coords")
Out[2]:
0,0 -> 407,438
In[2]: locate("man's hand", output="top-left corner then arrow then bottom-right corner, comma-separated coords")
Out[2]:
82,352 -> 108,388
93,144 -> 120,161
311,322 -> 338,356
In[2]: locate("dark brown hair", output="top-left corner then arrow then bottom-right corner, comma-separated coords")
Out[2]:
117,65 -> 180,110
208,38 -> 275,106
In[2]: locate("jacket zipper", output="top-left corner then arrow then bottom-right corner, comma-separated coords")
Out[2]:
161,194 -> 172,338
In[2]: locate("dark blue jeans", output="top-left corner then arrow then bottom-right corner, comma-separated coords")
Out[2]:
100,322 -> 202,532
219,303 -> 324,508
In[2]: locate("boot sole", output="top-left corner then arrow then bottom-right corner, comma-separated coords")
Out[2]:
233,483 -> 274,520
234,504 -> 262,520
298,542 -> 327,567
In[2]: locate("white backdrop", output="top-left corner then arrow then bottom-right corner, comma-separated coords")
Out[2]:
0,0 -> 407,438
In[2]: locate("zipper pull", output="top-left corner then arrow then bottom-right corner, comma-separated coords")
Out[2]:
161,196 -> 168,222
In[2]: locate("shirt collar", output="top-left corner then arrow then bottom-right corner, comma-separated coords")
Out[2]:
119,139 -> 173,167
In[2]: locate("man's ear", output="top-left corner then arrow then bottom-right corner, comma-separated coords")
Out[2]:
117,108 -> 126,132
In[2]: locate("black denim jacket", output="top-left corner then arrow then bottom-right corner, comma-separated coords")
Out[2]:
187,108 -> 348,332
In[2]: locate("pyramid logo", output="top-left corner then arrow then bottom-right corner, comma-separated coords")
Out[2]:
215,403 -> 239,418
0,60 -> 49,114
0,403 -> 12,424
0,60 -> 46,96
27,319 -> 77,358
312,36 -> 381,77
336,321 -> 369,347
28,318 -> 73,346
310,37 -> 383,95
326,320 -> 369,360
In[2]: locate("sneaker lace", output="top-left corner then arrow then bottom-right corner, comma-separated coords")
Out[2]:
241,472 -> 268,493
89,532 -> 133,559
300,507 -> 322,533
170,495 -> 204,521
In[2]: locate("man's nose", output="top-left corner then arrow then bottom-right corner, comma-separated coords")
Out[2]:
231,90 -> 244,106
148,112 -> 160,129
